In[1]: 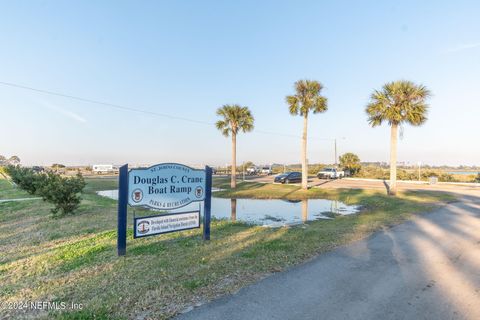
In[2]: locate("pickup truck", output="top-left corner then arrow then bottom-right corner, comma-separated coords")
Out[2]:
260,166 -> 273,175
246,166 -> 260,175
317,167 -> 345,179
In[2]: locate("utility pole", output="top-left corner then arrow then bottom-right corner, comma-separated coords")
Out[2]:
334,139 -> 338,168
418,161 -> 421,181
333,137 -> 345,168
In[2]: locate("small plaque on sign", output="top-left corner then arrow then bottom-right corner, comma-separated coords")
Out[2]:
134,211 -> 200,238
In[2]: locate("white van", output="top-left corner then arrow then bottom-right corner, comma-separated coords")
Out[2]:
92,164 -> 118,174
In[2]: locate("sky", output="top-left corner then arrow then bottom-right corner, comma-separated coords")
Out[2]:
1,0 -> 479,167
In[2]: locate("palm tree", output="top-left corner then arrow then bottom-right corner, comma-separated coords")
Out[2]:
216,104 -> 254,188
366,80 -> 431,195
339,152 -> 361,175
286,80 -> 328,189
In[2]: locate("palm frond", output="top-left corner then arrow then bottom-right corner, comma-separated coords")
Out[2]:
312,95 -> 328,114
215,120 -> 230,136
286,95 -> 299,115
286,79 -> 328,117
365,80 -> 431,127
215,104 -> 255,137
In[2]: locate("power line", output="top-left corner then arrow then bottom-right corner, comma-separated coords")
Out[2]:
0,81 -> 210,125
0,80 -> 336,140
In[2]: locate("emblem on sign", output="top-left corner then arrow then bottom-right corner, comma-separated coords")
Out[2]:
195,186 -> 203,198
132,189 -> 143,203
137,220 -> 150,234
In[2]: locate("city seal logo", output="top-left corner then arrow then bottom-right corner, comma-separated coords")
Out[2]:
195,186 -> 203,198
137,220 -> 150,235
132,188 -> 143,203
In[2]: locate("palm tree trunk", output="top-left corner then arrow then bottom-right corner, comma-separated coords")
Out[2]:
389,124 -> 398,195
301,114 -> 308,190
301,199 -> 308,223
230,199 -> 237,222
231,133 -> 237,188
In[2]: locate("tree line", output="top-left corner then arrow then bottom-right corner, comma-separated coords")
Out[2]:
216,79 -> 431,196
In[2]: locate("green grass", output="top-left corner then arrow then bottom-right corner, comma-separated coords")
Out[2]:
212,177 -> 455,203
0,176 -> 456,319
82,176 -> 118,194
50,308 -> 126,320
0,179 -> 33,200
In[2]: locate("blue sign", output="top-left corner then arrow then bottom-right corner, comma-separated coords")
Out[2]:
128,163 -> 206,210
116,163 -> 212,256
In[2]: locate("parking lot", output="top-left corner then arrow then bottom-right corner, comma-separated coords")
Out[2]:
242,175 -> 480,194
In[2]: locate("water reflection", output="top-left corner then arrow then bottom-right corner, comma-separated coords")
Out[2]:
203,198 -> 360,227
302,199 -> 308,223
97,190 -> 118,199
96,190 -> 361,227
214,198 -> 359,227
231,198 -> 237,222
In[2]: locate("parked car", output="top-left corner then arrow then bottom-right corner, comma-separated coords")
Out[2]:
260,166 -> 273,175
274,172 -> 302,184
246,166 -> 260,175
317,167 -> 344,179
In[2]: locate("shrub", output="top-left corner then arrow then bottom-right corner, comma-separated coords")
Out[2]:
37,172 -> 86,217
476,173 -> 480,183
5,165 -> 42,194
396,169 -> 417,181
5,166 -> 86,216
355,166 -> 389,180
438,173 -> 457,182
308,164 -> 325,175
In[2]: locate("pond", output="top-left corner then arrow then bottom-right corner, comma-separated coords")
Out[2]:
97,190 -> 361,227
446,171 -> 479,175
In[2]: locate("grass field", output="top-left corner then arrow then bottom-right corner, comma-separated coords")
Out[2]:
0,179 -> 35,200
0,176 -> 455,319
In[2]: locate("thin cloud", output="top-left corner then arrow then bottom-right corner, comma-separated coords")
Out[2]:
447,42 -> 480,53
40,101 -> 87,123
